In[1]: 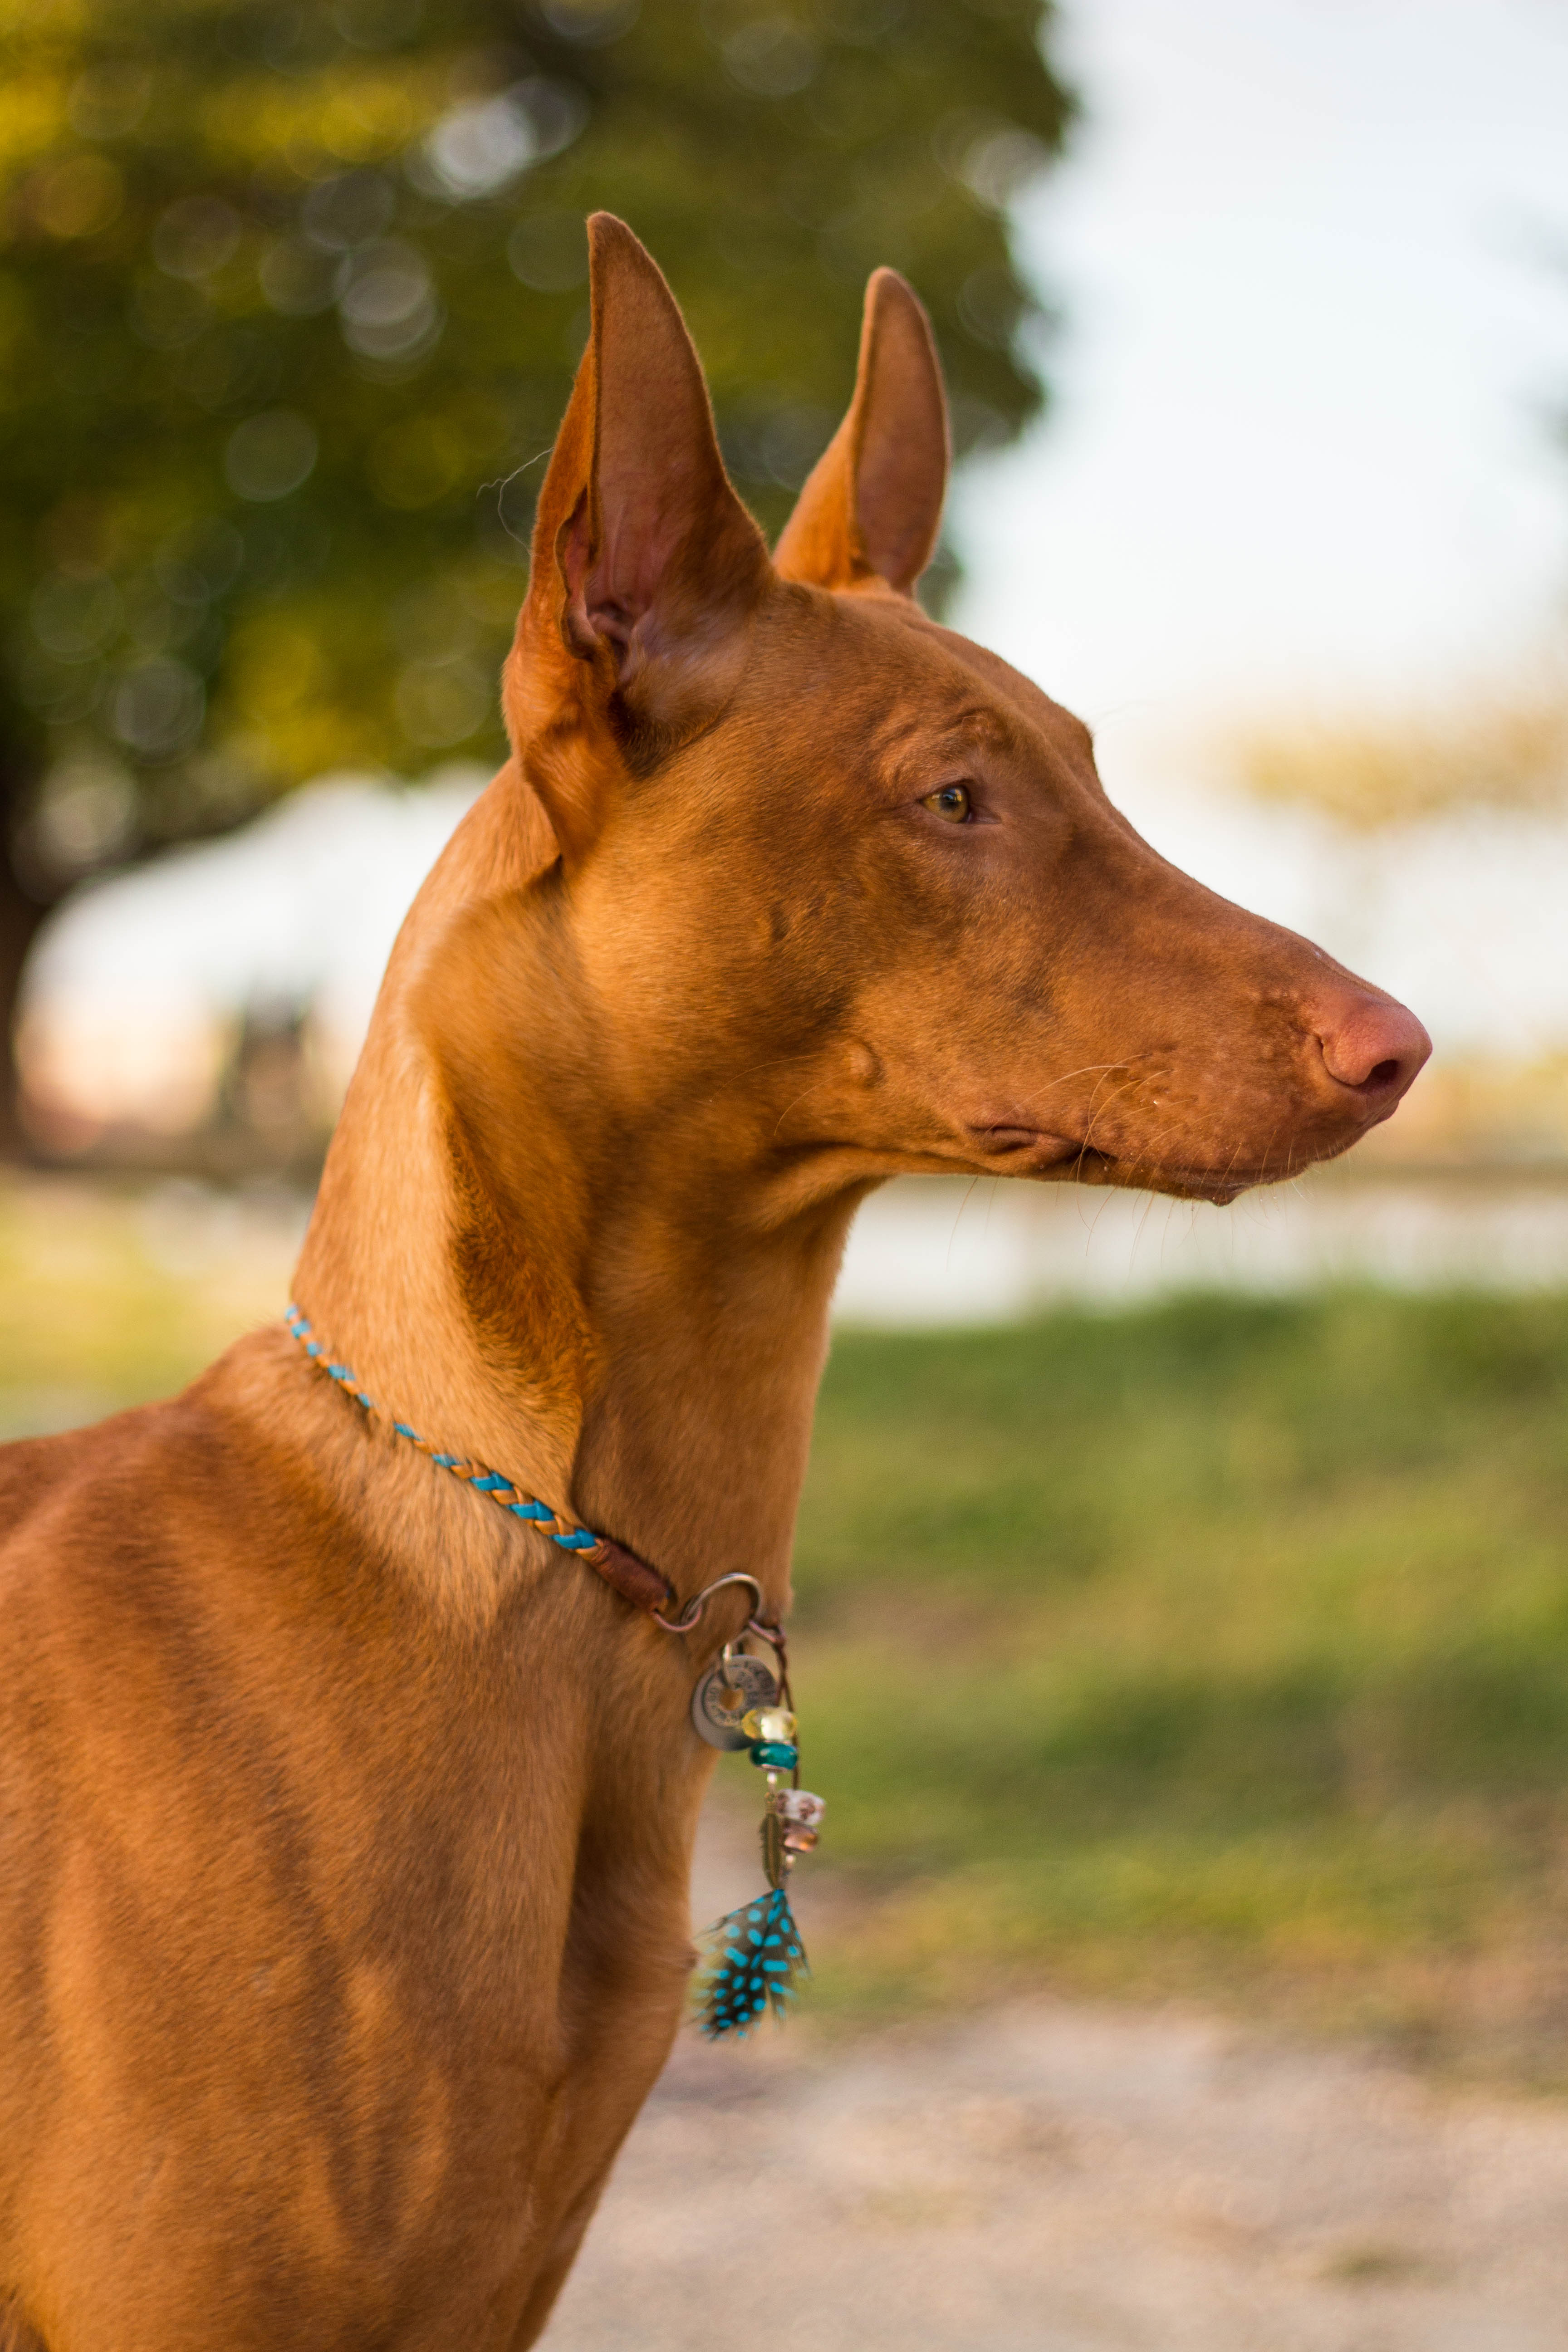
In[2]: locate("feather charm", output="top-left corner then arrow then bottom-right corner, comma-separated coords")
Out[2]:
692,1884 -> 809,2040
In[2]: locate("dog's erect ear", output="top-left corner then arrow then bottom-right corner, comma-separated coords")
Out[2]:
773,269 -> 949,598
506,214 -> 769,855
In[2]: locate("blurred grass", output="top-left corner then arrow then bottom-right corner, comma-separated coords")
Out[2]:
778,1293 -> 1568,2082
0,1170 -> 301,1437
6,1171 -> 1568,2080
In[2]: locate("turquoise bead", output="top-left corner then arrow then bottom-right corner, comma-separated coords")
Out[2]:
750,1740 -> 798,1769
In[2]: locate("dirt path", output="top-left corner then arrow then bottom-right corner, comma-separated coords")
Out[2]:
546,1816 -> 1568,2352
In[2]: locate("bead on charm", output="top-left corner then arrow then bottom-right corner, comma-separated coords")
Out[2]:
775,1788 -> 825,1830
739,1705 -> 797,1744
775,1788 -> 822,1855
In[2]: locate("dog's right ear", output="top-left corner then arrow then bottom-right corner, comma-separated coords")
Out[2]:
505,214 -> 770,860
773,268 -> 949,598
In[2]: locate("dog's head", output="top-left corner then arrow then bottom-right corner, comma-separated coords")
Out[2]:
501,215 -> 1426,1208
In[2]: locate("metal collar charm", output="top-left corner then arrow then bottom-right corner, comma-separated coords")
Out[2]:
689,1637 -> 824,2038
287,1304 -> 822,2039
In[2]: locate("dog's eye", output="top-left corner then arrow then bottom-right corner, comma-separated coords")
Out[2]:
921,783 -> 971,825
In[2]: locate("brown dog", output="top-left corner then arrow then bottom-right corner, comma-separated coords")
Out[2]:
0,215 -> 1427,2349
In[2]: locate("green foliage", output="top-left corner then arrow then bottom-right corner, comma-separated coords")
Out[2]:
0,0 -> 1072,895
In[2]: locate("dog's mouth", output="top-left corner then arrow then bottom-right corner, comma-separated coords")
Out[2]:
966,1124 -> 1278,1207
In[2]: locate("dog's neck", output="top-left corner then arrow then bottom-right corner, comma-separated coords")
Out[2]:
291,763 -> 856,1618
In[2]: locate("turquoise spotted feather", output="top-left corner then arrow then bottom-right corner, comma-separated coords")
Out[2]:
692,1886 -> 808,2038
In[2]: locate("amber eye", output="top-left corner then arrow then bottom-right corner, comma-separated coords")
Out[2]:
921,783 -> 971,824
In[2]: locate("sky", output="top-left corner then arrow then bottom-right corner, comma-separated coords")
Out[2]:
955,0 -> 1568,776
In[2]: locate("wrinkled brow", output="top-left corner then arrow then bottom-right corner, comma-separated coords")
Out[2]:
868,700 -> 1021,768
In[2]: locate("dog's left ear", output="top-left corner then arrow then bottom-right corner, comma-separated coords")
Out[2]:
773,269 -> 949,598
507,214 -> 770,857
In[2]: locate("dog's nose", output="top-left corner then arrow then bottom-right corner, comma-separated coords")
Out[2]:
1314,990 -> 1431,1105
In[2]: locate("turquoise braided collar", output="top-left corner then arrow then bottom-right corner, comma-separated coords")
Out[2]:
286,1303 -> 600,1553
284,1303 -> 769,1632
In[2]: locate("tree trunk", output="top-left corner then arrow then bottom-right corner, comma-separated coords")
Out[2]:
0,848 -> 53,1162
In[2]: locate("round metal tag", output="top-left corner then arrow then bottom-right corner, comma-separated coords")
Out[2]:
691,1652 -> 779,1750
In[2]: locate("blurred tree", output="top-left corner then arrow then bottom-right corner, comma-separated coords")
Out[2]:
1228,676 -> 1568,830
0,0 -> 1073,1150
1224,671 -> 1568,984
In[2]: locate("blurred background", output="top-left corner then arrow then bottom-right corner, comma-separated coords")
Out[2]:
7,0 -> 1568,2315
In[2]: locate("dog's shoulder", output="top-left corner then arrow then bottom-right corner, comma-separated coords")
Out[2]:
0,1396 -> 197,1553
0,1386 -> 265,1645
0,1383 -> 302,1823
0,1337 -> 371,1656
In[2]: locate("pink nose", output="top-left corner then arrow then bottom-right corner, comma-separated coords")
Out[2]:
1315,991 -> 1431,1102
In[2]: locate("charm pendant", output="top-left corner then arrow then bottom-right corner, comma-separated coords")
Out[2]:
690,1622 -> 824,2039
690,1647 -> 779,1751
691,1640 -> 825,2038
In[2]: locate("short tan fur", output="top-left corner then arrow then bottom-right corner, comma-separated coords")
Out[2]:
0,216 -> 1427,2350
